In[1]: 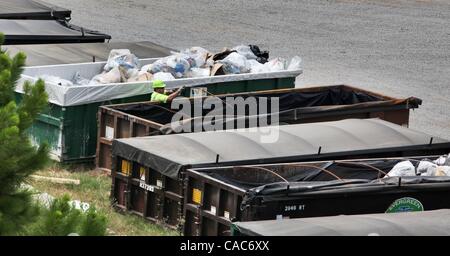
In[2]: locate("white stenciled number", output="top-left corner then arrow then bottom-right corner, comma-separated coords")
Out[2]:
284,205 -> 297,211
284,205 -> 305,212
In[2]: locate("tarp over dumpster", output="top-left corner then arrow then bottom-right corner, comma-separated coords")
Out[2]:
107,85 -> 421,134
232,209 -> 450,236
5,41 -> 173,66
157,86 -> 421,134
0,0 -> 71,20
0,19 -> 111,45
112,118 -> 450,179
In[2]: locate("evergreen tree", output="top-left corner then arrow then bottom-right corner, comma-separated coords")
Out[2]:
80,206 -> 108,236
30,195 -> 107,236
0,33 -> 49,235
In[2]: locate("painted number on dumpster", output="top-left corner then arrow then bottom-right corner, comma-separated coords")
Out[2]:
284,205 -> 305,212
139,182 -> 156,192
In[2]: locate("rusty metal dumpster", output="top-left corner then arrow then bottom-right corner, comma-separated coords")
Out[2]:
185,155 -> 450,236
110,119 -> 450,230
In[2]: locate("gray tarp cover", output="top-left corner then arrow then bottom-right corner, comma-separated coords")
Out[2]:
112,118 -> 450,179
233,209 -> 450,236
0,0 -> 70,19
5,41 -> 173,66
0,19 -> 111,44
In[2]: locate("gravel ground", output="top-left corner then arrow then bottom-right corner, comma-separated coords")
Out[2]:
45,0 -> 450,139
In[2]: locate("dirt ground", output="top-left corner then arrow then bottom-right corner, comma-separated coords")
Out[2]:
45,0 -> 450,139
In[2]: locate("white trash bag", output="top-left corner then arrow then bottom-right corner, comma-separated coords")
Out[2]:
119,66 -> 140,81
248,59 -> 267,73
232,45 -> 257,60
181,47 -> 211,68
219,52 -> 250,74
417,161 -> 437,176
166,54 -> 191,78
287,56 -> 302,70
434,154 -> 450,166
141,63 -> 153,73
188,67 -> 211,78
384,161 -> 416,177
104,49 -> 139,72
264,57 -> 286,72
152,72 -> 176,81
89,67 -> 122,85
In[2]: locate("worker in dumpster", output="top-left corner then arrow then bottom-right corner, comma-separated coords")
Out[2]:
151,79 -> 184,103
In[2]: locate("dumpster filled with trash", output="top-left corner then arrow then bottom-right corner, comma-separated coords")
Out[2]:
16,46 -> 302,162
184,153 -> 450,236
110,118 -> 450,230
97,85 -> 421,172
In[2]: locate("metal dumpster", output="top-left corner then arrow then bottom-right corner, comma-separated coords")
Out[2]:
231,210 -> 450,236
17,59 -> 301,162
97,85 -> 421,172
110,119 -> 450,230
0,19 -> 111,45
0,0 -> 71,20
185,155 -> 450,236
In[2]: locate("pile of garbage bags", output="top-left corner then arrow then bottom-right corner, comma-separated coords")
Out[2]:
384,154 -> 450,178
38,45 -> 302,86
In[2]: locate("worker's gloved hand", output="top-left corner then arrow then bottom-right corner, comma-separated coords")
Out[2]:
179,85 -> 186,91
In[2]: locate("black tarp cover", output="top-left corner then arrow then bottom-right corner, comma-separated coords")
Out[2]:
0,0 -> 71,20
108,85 -> 421,134
232,209 -> 450,236
112,118 -> 449,179
4,41 -> 173,66
242,176 -> 450,206
0,19 -> 111,44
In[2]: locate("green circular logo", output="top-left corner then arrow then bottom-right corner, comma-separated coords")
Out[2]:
386,197 -> 424,213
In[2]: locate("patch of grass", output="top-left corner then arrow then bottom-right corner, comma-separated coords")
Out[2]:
27,162 -> 179,236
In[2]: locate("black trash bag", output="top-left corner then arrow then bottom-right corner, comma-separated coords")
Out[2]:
249,45 -> 269,64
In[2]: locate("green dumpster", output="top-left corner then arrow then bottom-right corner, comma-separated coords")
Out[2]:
16,58 -> 302,162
